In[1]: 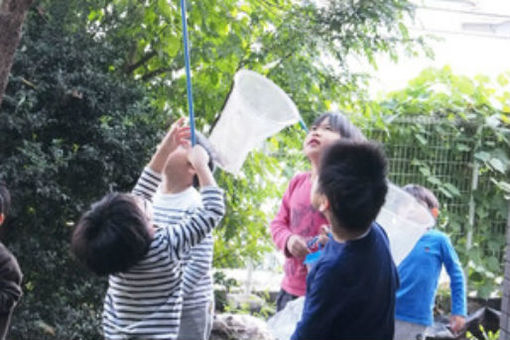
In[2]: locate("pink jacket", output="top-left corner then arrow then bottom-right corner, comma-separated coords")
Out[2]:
270,172 -> 328,296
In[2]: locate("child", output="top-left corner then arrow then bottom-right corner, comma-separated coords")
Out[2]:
152,132 -> 216,340
394,184 -> 466,340
71,118 -> 225,340
270,112 -> 365,311
291,140 -> 397,340
0,183 -> 22,340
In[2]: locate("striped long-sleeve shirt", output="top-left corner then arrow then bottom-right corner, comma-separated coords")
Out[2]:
103,168 -> 225,340
152,187 -> 214,310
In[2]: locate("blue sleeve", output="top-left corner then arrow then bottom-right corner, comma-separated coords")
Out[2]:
291,263 -> 344,340
440,234 -> 467,317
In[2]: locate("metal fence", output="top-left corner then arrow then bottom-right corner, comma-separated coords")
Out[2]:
366,117 -> 507,264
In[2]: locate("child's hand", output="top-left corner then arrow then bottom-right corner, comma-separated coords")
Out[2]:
287,235 -> 311,258
187,145 -> 216,188
148,117 -> 191,173
187,145 -> 210,170
317,225 -> 331,247
160,117 -> 191,154
449,315 -> 465,333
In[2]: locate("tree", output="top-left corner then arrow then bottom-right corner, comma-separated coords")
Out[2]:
0,0 -> 34,106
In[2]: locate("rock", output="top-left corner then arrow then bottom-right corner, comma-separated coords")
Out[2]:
210,313 -> 275,340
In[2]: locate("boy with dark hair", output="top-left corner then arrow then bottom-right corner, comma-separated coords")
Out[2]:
71,117 -> 225,340
291,140 -> 398,340
0,183 -> 22,340
152,131 -> 217,340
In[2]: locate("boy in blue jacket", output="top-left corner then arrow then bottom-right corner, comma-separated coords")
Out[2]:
394,184 -> 466,340
291,140 -> 398,340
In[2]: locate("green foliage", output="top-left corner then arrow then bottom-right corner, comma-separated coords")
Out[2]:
364,66 -> 510,298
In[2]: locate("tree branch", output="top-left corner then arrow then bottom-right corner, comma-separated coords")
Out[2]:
123,50 -> 157,75
141,66 -> 174,81
0,0 -> 35,107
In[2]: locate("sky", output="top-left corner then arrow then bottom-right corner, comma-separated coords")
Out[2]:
359,0 -> 510,96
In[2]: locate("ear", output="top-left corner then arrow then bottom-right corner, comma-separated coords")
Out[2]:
318,196 -> 330,213
0,213 -> 4,226
187,165 -> 197,176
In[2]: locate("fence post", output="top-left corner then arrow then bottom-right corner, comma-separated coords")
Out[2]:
466,162 -> 479,255
500,202 -> 510,340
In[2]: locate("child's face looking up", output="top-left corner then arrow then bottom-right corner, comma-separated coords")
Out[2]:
303,117 -> 341,160
164,145 -> 195,184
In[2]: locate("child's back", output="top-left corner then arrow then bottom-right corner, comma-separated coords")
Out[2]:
297,223 -> 397,339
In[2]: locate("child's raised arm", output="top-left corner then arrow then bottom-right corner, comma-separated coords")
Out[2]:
148,117 -> 191,174
187,144 -> 216,188
133,117 -> 190,202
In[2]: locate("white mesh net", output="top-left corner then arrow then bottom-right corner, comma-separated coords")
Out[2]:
209,70 -> 300,174
376,183 -> 436,265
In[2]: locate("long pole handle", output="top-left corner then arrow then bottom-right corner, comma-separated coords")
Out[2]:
180,0 -> 196,145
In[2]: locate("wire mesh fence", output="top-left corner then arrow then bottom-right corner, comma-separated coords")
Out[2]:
366,117 -> 507,264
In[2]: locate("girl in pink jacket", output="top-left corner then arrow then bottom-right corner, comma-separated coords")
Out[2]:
270,112 -> 364,311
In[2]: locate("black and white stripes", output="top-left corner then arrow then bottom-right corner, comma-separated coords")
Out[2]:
153,188 -> 215,310
103,168 -> 224,340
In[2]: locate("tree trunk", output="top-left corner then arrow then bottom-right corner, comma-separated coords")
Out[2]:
0,0 -> 34,107
500,203 -> 510,340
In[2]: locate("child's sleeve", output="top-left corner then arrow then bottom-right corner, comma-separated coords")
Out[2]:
441,234 -> 467,317
132,167 -> 162,202
0,248 -> 22,314
163,187 -> 225,260
270,177 -> 297,256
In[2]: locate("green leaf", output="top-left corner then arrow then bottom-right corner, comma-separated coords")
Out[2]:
474,151 -> 490,162
456,143 -> 471,152
497,74 -> 509,87
415,134 -> 427,145
486,257 -> 500,272
488,158 -> 506,174
443,183 -> 460,196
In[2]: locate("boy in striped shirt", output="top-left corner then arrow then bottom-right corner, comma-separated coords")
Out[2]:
71,118 -> 225,340
152,131 -> 216,340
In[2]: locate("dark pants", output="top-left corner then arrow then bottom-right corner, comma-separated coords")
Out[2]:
276,288 -> 299,312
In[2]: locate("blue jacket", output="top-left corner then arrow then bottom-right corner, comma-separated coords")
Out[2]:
291,223 -> 398,340
396,229 -> 467,326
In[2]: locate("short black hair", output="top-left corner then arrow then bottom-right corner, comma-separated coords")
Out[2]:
0,182 -> 11,216
312,112 -> 365,142
317,140 -> 388,232
71,193 -> 152,275
192,131 -> 216,188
